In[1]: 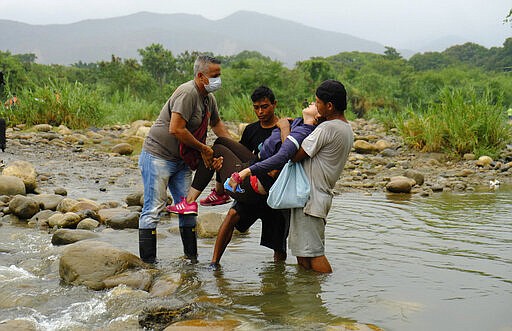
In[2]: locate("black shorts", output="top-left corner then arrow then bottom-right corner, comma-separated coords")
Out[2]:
232,200 -> 289,253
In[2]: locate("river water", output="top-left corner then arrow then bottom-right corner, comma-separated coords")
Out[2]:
1,185 -> 511,331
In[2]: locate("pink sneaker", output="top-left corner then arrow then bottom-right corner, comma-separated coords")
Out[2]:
200,188 -> 232,206
166,198 -> 198,215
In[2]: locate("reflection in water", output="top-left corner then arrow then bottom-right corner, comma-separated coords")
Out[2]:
212,263 -> 353,329
325,187 -> 512,331
0,187 -> 511,330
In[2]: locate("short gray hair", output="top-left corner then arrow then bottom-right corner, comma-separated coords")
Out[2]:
193,55 -> 221,77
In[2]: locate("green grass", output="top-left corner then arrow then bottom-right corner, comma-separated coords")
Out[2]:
3,79 -> 104,129
394,87 -> 511,158
101,88 -> 162,125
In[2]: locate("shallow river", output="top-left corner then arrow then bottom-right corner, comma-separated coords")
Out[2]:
1,185 -> 511,330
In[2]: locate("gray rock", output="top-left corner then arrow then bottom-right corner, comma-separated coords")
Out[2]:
69,199 -> 101,213
2,160 -> 37,193
59,240 -> 146,290
380,148 -> 399,157
125,191 -> 143,206
107,211 -> 139,229
33,124 -> 53,132
56,198 -> 79,213
51,228 -> 100,245
0,319 -> 37,331
112,142 -> 133,155
75,209 -> 100,221
8,195 -> 40,219
404,170 -> 425,186
386,176 -> 415,193
196,212 -> 226,238
28,209 -> 59,227
0,175 -> 26,196
54,187 -> 68,196
48,212 -> 81,228
103,269 -> 153,291
353,140 -> 377,154
76,218 -> 100,230
149,273 -> 182,297
31,193 -> 65,211
98,207 -> 134,225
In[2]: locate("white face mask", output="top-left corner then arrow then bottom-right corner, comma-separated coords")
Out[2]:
204,76 -> 222,93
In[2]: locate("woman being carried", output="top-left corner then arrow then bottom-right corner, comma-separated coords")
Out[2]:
168,103 -> 319,215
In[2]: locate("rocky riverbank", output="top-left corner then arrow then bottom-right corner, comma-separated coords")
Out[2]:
6,119 -> 512,195
1,119 -> 510,330
2,118 -> 512,200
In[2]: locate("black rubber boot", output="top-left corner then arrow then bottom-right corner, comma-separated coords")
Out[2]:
139,228 -> 157,264
179,226 -> 198,263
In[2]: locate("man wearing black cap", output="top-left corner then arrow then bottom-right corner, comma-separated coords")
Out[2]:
289,79 -> 354,273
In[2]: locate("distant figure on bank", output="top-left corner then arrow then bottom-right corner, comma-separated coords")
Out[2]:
4,95 -> 18,110
0,118 -> 5,152
138,55 -> 231,264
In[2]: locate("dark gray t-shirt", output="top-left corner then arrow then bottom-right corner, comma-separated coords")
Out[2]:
143,80 -> 219,161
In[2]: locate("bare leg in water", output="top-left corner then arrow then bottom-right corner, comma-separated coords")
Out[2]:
296,256 -> 332,273
211,208 -> 287,268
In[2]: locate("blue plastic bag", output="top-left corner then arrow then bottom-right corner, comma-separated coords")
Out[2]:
223,178 -> 245,193
267,160 -> 310,209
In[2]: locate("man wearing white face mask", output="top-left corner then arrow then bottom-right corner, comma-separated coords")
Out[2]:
138,55 -> 231,264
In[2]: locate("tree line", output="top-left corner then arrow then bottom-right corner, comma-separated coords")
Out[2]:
0,38 -> 511,157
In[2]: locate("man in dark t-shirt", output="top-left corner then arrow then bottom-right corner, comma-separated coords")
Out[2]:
210,86 -> 290,269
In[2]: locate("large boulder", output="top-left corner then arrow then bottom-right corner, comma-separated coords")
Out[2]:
2,160 -> 37,192
0,175 -> 26,196
59,240 -> 148,290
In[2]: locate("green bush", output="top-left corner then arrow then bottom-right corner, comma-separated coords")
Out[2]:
5,79 -> 104,129
395,87 -> 511,158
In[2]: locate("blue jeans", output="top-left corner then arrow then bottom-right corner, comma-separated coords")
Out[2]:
138,149 -> 196,229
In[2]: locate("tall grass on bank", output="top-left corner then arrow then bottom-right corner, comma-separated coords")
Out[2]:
100,87 -> 162,125
4,79 -> 104,129
220,93 -> 256,123
393,88 -> 511,158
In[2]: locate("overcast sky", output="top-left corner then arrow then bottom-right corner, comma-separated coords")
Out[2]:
1,0 -> 510,50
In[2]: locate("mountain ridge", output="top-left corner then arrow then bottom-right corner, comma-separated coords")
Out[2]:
0,11 -> 388,66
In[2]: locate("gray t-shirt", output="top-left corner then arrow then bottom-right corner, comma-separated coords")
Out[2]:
301,119 -> 354,219
143,80 -> 219,161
